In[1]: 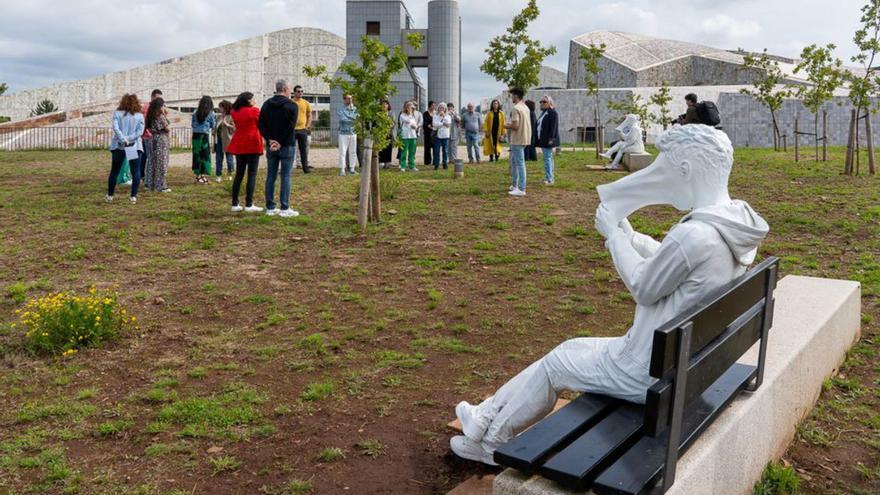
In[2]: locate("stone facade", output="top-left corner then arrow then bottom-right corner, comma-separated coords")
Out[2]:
0,27 -> 345,122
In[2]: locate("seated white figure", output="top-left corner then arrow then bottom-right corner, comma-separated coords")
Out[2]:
451,124 -> 769,465
600,113 -> 646,170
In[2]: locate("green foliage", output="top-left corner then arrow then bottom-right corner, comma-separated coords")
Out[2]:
579,42 -> 606,98
300,381 -> 334,401
847,0 -> 880,113
740,49 -> 793,144
156,385 -> 264,434
316,109 -> 330,128
304,34 -> 421,151
480,0 -> 557,91
14,289 -> 135,356
607,93 -> 651,125
0,82 -> 7,96
355,439 -> 385,458
793,44 -> 844,116
30,99 -> 58,117
753,461 -> 801,494
209,454 -> 241,474
648,81 -> 674,127
316,447 -> 346,462
373,350 -> 425,369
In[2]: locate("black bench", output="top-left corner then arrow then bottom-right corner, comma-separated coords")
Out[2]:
494,256 -> 780,494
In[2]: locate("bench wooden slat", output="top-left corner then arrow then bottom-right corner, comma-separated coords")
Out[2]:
493,394 -> 618,473
592,363 -> 757,495
644,300 -> 765,436
539,402 -> 644,489
649,257 -> 776,379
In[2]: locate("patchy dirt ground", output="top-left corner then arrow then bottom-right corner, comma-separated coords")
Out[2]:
0,147 -> 877,495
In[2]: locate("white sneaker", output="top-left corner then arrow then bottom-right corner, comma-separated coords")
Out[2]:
509,188 -> 526,196
266,208 -> 280,216
400,168 -> 406,172
349,169 -> 358,175
412,167 -> 419,172
129,196 -> 137,204
160,188 -> 172,193
227,175 -> 233,181
279,209 -> 300,218
599,151 -> 612,159
339,170 -> 346,176
231,205 -> 244,212
450,436 -> 497,466
215,177 -> 222,183
509,185 -> 515,191
245,205 -> 263,213
104,195 -> 113,203
456,401 -> 488,442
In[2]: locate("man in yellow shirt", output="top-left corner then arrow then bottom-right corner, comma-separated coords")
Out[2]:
292,85 -> 313,173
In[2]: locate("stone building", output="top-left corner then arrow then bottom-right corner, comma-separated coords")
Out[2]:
0,27 -> 345,122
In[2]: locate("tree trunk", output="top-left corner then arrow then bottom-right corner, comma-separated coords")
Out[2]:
856,111 -> 861,175
822,110 -> 827,162
369,150 -> 381,222
358,138 -> 373,230
866,112 -> 876,175
845,109 -> 856,175
814,113 -> 819,162
794,118 -> 799,162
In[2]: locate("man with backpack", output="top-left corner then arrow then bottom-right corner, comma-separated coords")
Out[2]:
675,93 -> 721,127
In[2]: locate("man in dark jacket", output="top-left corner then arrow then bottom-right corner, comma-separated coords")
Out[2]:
258,79 -> 299,218
423,101 -> 436,166
674,93 -> 700,125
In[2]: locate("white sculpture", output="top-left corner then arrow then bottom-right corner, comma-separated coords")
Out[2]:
451,125 -> 769,466
600,113 -> 646,170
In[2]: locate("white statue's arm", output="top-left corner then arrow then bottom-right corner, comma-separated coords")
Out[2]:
597,206 -> 690,306
619,219 -> 662,258
622,125 -> 641,146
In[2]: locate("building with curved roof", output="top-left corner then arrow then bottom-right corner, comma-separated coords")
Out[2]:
0,27 -> 345,122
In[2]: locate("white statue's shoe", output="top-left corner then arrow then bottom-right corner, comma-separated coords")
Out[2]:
450,435 -> 498,466
456,401 -> 488,441
599,151 -> 611,159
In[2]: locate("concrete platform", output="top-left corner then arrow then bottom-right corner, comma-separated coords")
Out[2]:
494,275 -> 861,495
622,152 -> 654,172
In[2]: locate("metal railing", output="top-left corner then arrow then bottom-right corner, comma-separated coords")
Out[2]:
0,126 -> 334,151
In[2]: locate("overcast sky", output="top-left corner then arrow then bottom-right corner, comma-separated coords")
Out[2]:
0,0 -> 870,105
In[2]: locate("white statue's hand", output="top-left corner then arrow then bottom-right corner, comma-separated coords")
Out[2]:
619,218 -> 634,236
595,204 -> 622,240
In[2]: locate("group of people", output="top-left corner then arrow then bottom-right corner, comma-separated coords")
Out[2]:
335,88 -> 561,197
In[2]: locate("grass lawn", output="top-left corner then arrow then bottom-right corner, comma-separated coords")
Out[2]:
0,147 -> 877,495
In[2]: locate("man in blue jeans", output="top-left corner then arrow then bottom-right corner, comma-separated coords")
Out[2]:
462,103 -> 482,163
258,79 -> 300,218
505,87 -> 532,196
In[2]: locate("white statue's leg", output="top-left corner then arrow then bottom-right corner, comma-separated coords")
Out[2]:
610,145 -> 628,167
477,338 -> 610,451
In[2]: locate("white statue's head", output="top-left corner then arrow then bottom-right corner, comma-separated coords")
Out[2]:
617,113 -> 640,133
596,124 -> 734,220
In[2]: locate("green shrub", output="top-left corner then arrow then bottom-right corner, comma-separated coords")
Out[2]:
14,288 -> 135,356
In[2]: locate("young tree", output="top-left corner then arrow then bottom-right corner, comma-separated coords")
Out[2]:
0,83 -> 7,96
30,99 -> 58,116
845,0 -> 880,175
305,34 -> 421,230
607,93 -> 651,127
480,0 -> 557,92
649,81 -> 673,129
739,49 -> 792,151
578,42 -> 606,154
793,44 -> 844,161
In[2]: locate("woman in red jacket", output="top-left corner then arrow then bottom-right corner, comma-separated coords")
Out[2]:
226,92 -> 264,212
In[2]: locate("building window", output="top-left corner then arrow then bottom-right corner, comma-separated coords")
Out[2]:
366,22 -> 380,36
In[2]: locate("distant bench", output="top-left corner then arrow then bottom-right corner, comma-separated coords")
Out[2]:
494,257 -> 780,494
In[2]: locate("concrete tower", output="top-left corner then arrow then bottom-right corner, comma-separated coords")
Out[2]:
427,0 -> 461,107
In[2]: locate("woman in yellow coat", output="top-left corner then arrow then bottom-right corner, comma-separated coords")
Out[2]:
483,99 -> 505,162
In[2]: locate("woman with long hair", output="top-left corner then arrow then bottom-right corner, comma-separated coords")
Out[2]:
191,95 -> 216,184
213,100 -> 235,182
145,98 -> 172,193
378,100 -> 395,169
226,92 -> 264,212
107,94 -> 144,204
483,99 -> 505,162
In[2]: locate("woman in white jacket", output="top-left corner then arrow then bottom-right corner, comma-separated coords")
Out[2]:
398,101 -> 420,172
432,103 -> 452,170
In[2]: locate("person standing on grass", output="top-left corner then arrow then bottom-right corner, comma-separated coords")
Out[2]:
107,94 -> 144,204
505,88 -> 531,197
141,88 -> 162,188
338,94 -> 358,176
145,97 -> 172,193
483,99 -> 505,162
378,100 -> 395,169
447,102 -> 461,164
423,100 -> 436,166
536,96 -> 560,185
524,100 -> 538,162
292,85 -> 314,174
227,92 -> 264,212
258,80 -> 300,218
191,95 -> 216,184
432,102 -> 452,170
213,100 -> 235,182
398,101 -> 420,172
462,102 -> 482,164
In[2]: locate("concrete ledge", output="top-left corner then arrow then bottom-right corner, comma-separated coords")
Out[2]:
494,275 -> 861,495
623,152 -> 653,172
